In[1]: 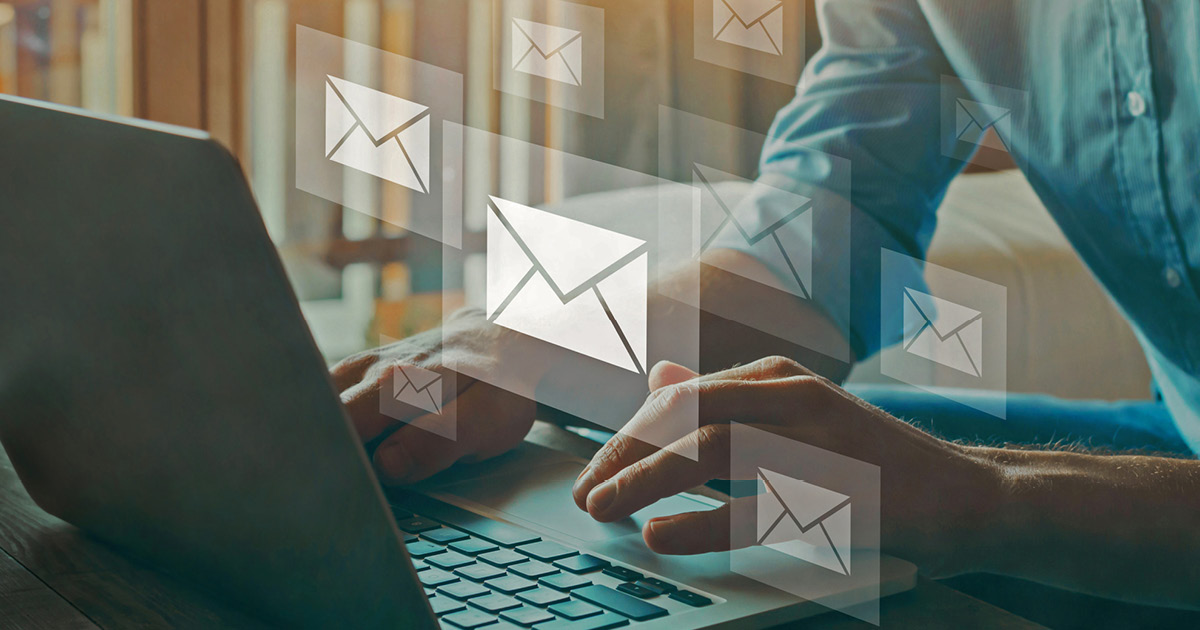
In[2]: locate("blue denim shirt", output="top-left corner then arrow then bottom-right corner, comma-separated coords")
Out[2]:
717,0 -> 1200,452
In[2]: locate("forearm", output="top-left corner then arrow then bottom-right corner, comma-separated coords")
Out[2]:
972,447 -> 1200,608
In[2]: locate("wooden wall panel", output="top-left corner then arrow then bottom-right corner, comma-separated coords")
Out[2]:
136,0 -> 204,128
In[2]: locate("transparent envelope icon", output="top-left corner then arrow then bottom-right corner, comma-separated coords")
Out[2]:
955,98 -> 1011,152
757,468 -> 852,576
512,18 -> 584,86
903,287 -> 984,377
486,196 -> 648,373
713,0 -> 784,56
325,75 -> 432,194
393,364 -> 443,415
693,163 -> 813,299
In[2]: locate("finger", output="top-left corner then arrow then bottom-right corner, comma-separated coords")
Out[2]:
574,375 -> 817,510
643,496 -> 758,555
647,360 -> 699,391
373,381 -> 535,485
585,423 -> 736,522
342,362 -> 472,443
330,352 -> 376,392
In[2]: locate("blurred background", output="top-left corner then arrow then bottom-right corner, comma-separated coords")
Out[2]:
0,0 -> 1151,402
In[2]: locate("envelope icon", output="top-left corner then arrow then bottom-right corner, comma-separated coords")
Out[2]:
325,74 -> 431,194
903,287 -> 984,377
693,163 -> 813,299
393,364 -> 443,415
512,18 -> 583,86
757,468 -> 851,575
486,196 -> 648,373
714,0 -> 784,56
955,98 -> 1011,152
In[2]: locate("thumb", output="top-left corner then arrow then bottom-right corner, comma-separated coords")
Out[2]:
648,360 -> 700,391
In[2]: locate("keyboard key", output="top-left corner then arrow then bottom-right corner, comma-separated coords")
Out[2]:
517,541 -> 578,563
471,593 -> 522,614
412,558 -> 429,572
600,566 -> 642,583
615,583 -> 656,599
553,555 -> 608,575
424,527 -> 470,545
456,563 -> 507,582
572,585 -> 668,621
547,600 -> 603,620
516,587 -> 570,607
456,518 -> 541,548
499,605 -> 555,627
537,612 -> 630,630
539,573 -> 591,592
429,595 -> 467,616
509,561 -> 559,580
428,551 -> 476,571
668,590 -> 712,607
439,581 -> 491,600
486,575 -> 537,595
451,538 -> 501,556
397,516 -> 442,534
442,609 -> 499,629
403,533 -> 419,544
419,568 -> 460,588
407,540 -> 447,559
636,578 -> 676,595
480,549 -> 529,568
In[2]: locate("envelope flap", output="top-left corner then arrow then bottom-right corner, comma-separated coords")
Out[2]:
905,288 -> 981,338
327,75 -> 429,142
513,17 -> 581,55
490,196 -> 646,296
725,0 -> 783,24
957,99 -> 1010,128
399,365 -> 441,391
694,163 -> 811,243
760,468 -> 849,530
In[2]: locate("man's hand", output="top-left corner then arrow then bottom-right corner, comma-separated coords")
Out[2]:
332,309 -> 543,485
571,357 -> 998,575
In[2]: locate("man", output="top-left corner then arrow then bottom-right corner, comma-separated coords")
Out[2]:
334,0 -> 1200,608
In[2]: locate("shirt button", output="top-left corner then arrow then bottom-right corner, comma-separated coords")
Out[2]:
1127,91 -> 1147,117
1164,267 -> 1183,289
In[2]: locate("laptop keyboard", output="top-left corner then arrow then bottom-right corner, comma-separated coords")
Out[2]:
391,506 -> 713,629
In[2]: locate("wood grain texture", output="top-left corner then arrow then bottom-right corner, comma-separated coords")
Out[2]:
0,547 -> 96,630
0,448 -> 269,629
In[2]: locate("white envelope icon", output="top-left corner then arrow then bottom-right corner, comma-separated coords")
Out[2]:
325,75 -> 431,194
512,18 -> 584,86
757,468 -> 851,575
955,98 -> 1011,152
486,196 -> 648,373
714,0 -> 784,56
903,287 -> 984,377
693,163 -> 813,299
393,364 -> 443,415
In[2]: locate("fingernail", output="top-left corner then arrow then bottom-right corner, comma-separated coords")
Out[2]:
587,480 -> 617,515
374,444 -> 413,483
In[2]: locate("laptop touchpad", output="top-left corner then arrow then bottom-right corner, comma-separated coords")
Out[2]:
430,461 -> 717,543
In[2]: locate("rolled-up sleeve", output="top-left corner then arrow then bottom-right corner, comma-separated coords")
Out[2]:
712,0 -> 965,359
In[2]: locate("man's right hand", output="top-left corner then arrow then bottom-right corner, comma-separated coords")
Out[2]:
331,308 -> 542,485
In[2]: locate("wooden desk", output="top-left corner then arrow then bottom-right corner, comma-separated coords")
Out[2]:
0,425 -> 1042,629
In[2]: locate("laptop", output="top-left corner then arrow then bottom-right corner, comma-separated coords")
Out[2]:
0,95 -> 916,629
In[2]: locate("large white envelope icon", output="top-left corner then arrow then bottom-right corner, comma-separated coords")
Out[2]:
325,75 -> 431,194
903,287 -> 984,377
512,18 -> 584,86
393,364 -> 443,415
757,468 -> 851,575
713,0 -> 784,56
955,98 -> 1011,152
693,163 -> 813,299
486,196 -> 648,373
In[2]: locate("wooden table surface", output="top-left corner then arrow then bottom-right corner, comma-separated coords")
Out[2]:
0,424 -> 1043,629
